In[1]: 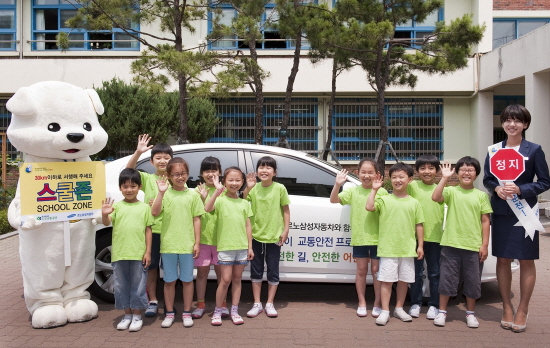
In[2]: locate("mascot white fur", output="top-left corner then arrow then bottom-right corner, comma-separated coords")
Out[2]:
7,81 -> 108,328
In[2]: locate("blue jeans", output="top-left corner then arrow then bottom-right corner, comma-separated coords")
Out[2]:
113,260 -> 148,310
410,241 -> 441,307
250,239 -> 281,285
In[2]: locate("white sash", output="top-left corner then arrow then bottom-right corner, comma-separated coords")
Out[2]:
488,143 -> 543,240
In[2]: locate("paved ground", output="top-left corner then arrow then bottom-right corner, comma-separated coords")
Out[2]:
2,224 -> 550,348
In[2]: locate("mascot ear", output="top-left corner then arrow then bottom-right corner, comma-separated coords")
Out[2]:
6,87 -> 36,116
85,89 -> 104,115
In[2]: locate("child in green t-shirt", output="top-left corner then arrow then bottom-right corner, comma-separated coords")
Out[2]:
192,156 -> 230,319
126,134 -> 173,318
366,163 -> 424,326
101,168 -> 153,332
330,158 -> 388,319
432,156 -> 492,329
205,167 -> 254,326
152,157 -> 205,329
407,155 -> 445,320
243,156 -> 291,319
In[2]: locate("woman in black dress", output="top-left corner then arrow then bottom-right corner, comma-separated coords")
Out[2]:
483,104 -> 550,333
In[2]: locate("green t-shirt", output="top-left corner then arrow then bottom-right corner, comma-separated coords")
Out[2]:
110,200 -> 154,262
196,186 -> 217,246
375,195 -> 425,257
159,188 -> 205,254
247,182 -> 291,243
214,195 -> 253,252
140,172 -> 165,234
441,186 -> 493,252
407,180 -> 445,243
338,186 -> 388,246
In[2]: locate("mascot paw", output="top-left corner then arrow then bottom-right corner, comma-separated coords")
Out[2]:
20,217 -> 42,230
32,305 -> 67,329
65,299 -> 98,323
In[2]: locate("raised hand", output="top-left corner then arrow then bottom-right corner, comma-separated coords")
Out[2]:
440,161 -> 455,179
136,134 -> 153,154
372,175 -> 383,190
212,173 -> 225,192
156,175 -> 169,193
196,183 -> 209,201
335,169 -> 348,186
246,172 -> 257,189
101,197 -> 114,215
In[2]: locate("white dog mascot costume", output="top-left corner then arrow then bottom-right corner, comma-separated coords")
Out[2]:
6,81 -> 108,328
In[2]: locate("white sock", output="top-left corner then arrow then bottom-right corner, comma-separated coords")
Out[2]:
123,314 -> 132,320
132,314 -> 142,320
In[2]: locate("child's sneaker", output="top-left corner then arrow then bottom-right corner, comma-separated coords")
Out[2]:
247,303 -> 263,318
426,306 -> 438,320
231,313 -> 244,325
356,306 -> 367,317
144,301 -> 158,317
128,317 -> 143,332
466,313 -> 479,328
408,304 -> 421,318
265,303 -> 278,317
221,306 -> 230,318
394,308 -> 413,322
116,317 -> 132,330
375,310 -> 390,326
371,307 -> 382,318
161,312 -> 175,328
434,312 -> 446,327
211,312 -> 222,326
182,313 -> 194,328
191,307 -> 205,319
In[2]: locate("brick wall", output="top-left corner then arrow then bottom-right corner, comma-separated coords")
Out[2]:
494,1 -> 550,10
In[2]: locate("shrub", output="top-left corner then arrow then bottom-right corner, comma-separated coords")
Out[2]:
0,209 -> 13,235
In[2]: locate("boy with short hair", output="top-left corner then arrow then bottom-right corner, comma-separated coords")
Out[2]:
432,156 -> 492,328
407,155 -> 444,320
366,162 -> 424,326
102,168 -> 154,332
126,134 -> 173,317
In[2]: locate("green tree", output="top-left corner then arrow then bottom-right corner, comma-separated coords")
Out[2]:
209,0 -> 272,144
94,78 -> 178,159
60,0 -> 246,144
187,98 -> 221,143
306,0 -> 484,169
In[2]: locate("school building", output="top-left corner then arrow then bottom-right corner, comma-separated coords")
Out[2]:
1,1 -> 549,196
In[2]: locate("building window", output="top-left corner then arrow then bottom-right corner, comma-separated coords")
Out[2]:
208,1 -> 312,50
493,19 -> 550,49
32,0 -> 139,51
332,98 -> 443,161
0,0 -> 16,50
211,98 -> 318,153
395,8 -> 443,47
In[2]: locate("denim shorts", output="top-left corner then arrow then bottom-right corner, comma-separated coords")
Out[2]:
218,250 -> 249,265
113,260 -> 148,310
352,245 -> 379,260
161,253 -> 194,283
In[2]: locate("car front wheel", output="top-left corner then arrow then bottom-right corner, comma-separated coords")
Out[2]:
89,231 -> 115,303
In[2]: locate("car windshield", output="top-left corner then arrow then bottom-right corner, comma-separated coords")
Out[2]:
305,154 -> 360,180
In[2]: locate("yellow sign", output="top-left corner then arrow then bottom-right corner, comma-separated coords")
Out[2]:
19,162 -> 106,223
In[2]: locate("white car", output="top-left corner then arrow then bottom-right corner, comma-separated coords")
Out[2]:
91,143 -> 518,302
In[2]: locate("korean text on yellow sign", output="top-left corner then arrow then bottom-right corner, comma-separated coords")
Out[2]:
20,162 -> 106,223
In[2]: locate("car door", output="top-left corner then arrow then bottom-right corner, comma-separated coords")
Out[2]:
246,150 -> 358,282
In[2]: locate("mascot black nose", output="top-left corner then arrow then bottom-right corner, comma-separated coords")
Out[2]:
67,133 -> 84,143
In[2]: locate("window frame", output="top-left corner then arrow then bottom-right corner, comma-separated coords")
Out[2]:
0,0 -> 16,51
31,0 -> 140,51
493,18 -> 550,49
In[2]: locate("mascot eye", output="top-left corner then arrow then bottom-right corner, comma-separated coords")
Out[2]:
48,123 -> 61,132
83,122 -> 92,131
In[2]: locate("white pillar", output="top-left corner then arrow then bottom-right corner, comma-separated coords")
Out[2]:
472,90 -> 494,190
525,72 -> 550,200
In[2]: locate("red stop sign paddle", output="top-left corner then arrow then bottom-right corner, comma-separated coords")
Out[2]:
489,148 -> 525,181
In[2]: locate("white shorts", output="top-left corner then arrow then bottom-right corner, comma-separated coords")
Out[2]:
377,257 -> 415,283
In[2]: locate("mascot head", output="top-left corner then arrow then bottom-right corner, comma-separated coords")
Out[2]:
6,81 -> 108,160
